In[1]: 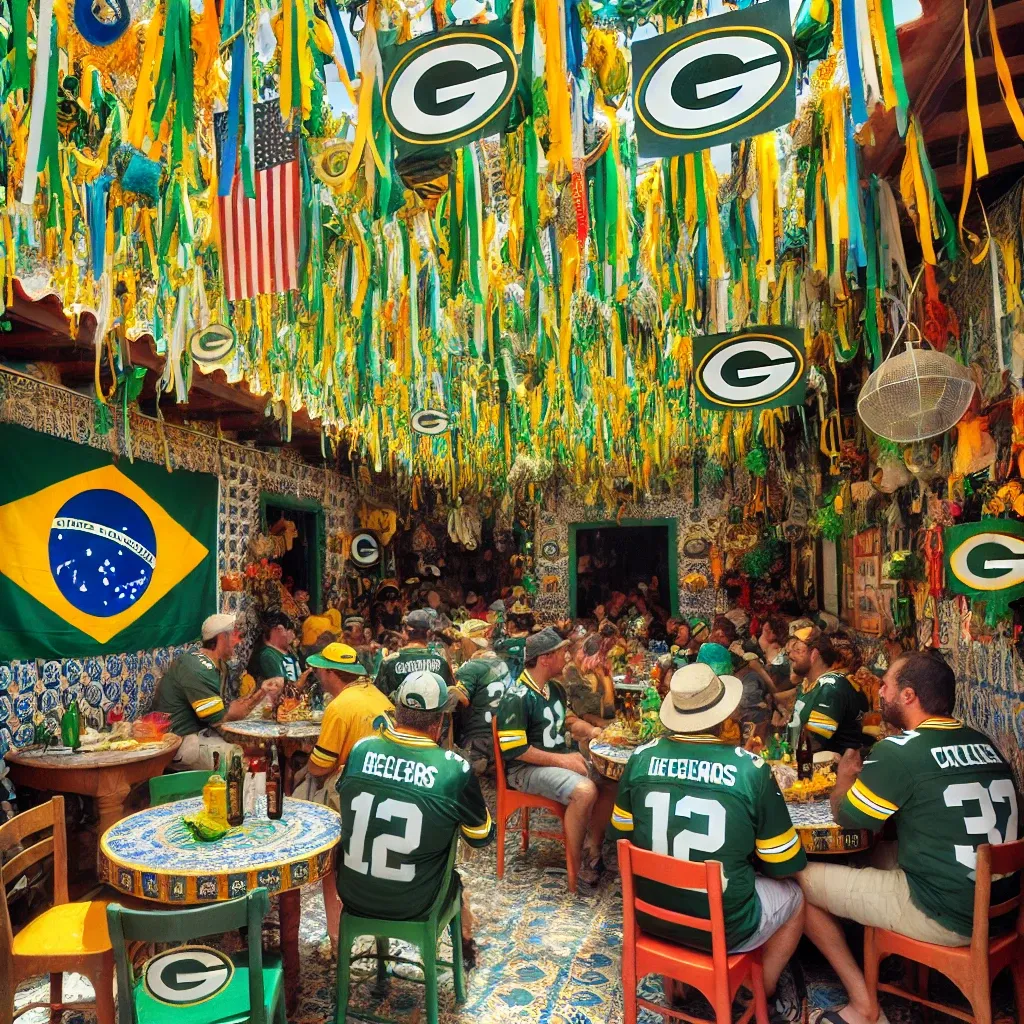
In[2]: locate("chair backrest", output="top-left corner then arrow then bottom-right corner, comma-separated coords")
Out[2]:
491,718 -> 509,800
971,838 -> 1024,954
617,839 -> 729,965
149,770 -> 213,806
106,889 -> 271,1024
0,796 -> 68,957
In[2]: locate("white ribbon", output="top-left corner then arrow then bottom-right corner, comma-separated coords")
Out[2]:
20,0 -> 55,206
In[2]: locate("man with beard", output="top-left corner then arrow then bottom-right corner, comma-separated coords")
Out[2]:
786,634 -> 867,753
798,651 -> 1021,1024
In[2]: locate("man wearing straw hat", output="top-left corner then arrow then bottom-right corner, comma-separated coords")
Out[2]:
611,662 -> 806,1007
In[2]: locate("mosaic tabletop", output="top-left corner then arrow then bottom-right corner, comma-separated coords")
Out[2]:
787,797 -> 871,854
221,718 -> 322,743
5,734 -> 181,769
101,796 -> 340,904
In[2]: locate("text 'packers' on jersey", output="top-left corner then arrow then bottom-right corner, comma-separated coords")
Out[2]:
336,722 -> 494,920
837,717 -> 1021,936
495,671 -> 569,760
612,735 -> 806,951
375,645 -> 455,698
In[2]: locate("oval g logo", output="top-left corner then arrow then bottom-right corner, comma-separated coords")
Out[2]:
411,409 -> 450,435
695,332 -> 805,409
350,532 -> 381,567
949,532 -> 1024,591
636,25 -> 793,143
143,947 -> 233,1006
383,32 -> 518,148
189,324 -> 236,369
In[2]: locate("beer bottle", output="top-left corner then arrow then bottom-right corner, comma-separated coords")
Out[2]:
266,746 -> 283,820
797,728 -> 815,781
227,754 -> 245,827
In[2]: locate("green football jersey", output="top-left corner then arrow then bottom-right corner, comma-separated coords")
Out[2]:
612,735 -> 807,951
790,671 -> 867,752
336,723 -> 494,920
496,671 -> 569,760
837,717 -> 1020,936
374,644 -> 455,699
248,643 -> 303,684
153,650 -> 227,737
454,655 -> 511,742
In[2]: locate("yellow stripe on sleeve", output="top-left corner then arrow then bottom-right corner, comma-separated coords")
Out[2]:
309,745 -> 338,769
851,779 -> 898,813
192,697 -> 224,719
611,804 -> 634,831
498,729 -> 527,747
755,827 -> 801,863
461,811 -> 493,840
845,780 -> 897,821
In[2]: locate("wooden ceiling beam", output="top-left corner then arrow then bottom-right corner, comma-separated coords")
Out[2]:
935,143 -> 1024,188
928,100 -> 1020,142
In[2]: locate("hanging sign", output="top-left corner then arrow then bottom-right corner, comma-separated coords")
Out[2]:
189,324 -> 237,372
693,326 -> 806,411
945,520 -> 1024,619
631,0 -> 796,158
350,532 -> 381,567
411,409 -> 451,435
381,22 -> 519,159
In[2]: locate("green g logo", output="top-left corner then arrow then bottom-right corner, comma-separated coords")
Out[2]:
949,532 -> 1024,591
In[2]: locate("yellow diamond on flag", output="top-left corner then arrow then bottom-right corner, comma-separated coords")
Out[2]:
0,465 -> 209,644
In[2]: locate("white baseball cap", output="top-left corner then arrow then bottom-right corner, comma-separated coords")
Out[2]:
396,670 -> 458,712
201,613 -> 238,641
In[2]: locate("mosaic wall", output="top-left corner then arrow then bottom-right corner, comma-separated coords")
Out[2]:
0,370 -> 355,757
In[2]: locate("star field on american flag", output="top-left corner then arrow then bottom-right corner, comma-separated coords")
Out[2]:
214,99 -> 301,301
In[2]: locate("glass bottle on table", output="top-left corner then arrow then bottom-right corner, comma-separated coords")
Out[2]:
797,728 -> 815,781
266,746 -> 283,820
226,754 -> 245,827
203,753 -> 228,825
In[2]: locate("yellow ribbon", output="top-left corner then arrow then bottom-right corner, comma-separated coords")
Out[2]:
957,135 -> 991,264
962,0 -> 988,178
988,0 -> 1024,140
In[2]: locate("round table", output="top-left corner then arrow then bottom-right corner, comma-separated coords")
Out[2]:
4,734 -> 182,833
100,795 -> 339,1013
787,798 -> 872,855
220,718 -> 322,793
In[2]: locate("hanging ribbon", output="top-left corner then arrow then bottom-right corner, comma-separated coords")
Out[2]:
987,0 -> 1024,140
957,136 -> 991,264
962,0 -> 988,179
19,0 -> 57,206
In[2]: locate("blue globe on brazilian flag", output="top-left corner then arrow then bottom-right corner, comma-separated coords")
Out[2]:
0,425 -> 217,659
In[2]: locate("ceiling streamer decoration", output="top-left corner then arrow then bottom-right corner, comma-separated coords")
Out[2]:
0,0 -> 964,498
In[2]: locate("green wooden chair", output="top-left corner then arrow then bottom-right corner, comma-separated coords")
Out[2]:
335,839 -> 465,1024
106,889 -> 286,1024
148,771 -> 212,806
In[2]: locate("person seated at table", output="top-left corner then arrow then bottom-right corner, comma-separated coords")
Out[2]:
248,612 -> 308,689
374,609 -> 456,699
291,641 -> 394,951
798,650 -> 1021,1024
611,662 -> 806,1010
496,627 -> 615,888
336,671 -> 494,967
786,634 -> 867,753
154,614 -> 283,771
451,621 -> 511,772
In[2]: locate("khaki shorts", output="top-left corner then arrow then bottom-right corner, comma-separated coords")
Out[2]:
800,842 -> 969,947
174,731 -> 242,772
291,766 -> 343,810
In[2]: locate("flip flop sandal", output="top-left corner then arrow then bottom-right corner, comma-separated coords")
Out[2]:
579,857 -> 605,886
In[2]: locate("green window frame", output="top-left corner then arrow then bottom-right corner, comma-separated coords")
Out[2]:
259,492 -> 326,614
567,518 -> 679,619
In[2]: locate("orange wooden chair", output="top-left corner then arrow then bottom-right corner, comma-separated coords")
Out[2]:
618,839 -> 769,1024
1,795 -> 115,1024
491,718 -> 577,892
864,838 -> 1024,1024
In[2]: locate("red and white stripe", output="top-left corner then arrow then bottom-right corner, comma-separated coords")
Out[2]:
217,160 -> 300,301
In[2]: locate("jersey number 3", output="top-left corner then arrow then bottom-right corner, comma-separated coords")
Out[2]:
346,792 -> 423,882
943,780 -> 1019,878
644,792 -> 728,886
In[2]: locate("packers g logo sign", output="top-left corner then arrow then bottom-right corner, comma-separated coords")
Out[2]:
382,25 -> 518,157
946,525 -> 1024,595
631,0 -> 796,158
693,327 -> 806,411
143,947 -> 233,1006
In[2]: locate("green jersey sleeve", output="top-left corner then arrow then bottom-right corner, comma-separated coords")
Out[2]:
455,771 -> 495,848
610,752 -> 637,834
257,646 -> 284,682
798,681 -> 840,742
496,688 -> 528,761
753,766 -> 806,875
180,660 -> 226,726
836,739 -> 912,830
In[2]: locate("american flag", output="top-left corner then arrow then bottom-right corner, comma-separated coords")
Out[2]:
214,99 -> 301,301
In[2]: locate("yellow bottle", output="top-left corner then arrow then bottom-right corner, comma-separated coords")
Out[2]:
202,753 -> 228,826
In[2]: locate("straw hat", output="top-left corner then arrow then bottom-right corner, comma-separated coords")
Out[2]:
660,662 -> 742,734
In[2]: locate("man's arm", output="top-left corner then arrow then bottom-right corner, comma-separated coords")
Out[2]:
456,770 -> 495,847
754,766 -> 807,876
833,741 -> 909,830
221,679 -> 282,722
829,748 -> 862,821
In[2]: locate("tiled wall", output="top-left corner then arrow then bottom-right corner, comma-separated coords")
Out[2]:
0,370 -> 354,758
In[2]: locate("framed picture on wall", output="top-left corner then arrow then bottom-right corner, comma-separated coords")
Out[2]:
852,528 -> 883,635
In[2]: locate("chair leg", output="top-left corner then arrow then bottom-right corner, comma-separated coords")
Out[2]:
496,811 -> 506,880
916,964 -> 929,997
335,927 -> 351,1024
89,958 -> 116,1024
422,944 -> 440,1024
371,938 -> 389,999
968,984 -> 993,1024
750,959 -> 770,1024
521,807 -> 530,853
449,909 -> 466,1004
862,928 -> 880,1024
621,949 -> 637,1024
49,974 -> 62,1024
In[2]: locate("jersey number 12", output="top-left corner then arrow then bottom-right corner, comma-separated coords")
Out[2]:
644,792 -> 728,887
345,792 -> 423,882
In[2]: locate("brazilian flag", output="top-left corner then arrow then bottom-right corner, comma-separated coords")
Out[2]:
0,424 -> 217,659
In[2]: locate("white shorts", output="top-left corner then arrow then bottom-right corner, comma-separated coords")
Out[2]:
174,730 -> 242,772
730,876 -> 804,953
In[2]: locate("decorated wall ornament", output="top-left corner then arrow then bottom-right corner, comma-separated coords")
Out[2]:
631,0 -> 796,158
349,531 -> 381,567
189,324 -> 237,372
411,408 -> 451,435
315,141 -> 353,189
944,519 -> 1024,624
693,326 -> 807,411
74,0 -> 131,46
381,22 -> 520,159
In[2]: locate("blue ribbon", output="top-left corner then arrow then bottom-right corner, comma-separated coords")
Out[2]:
841,0 -> 868,125
325,0 -> 356,80
844,115 -> 867,269
87,174 -> 113,280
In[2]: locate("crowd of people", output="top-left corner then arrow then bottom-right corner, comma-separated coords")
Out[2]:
150,587 -> 1021,1024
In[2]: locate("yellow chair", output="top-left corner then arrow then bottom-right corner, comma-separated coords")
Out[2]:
1,795 -> 115,1024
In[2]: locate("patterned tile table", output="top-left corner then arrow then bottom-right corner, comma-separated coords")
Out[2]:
220,717 -> 323,792
787,798 -> 872,855
100,795 -> 340,1012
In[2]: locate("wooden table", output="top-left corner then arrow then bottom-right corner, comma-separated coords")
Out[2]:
788,798 -> 872,855
4,735 -> 182,833
100,795 -> 339,1014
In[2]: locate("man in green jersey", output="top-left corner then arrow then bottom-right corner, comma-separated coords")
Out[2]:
247,612 -> 308,687
452,619 -> 511,771
496,627 -> 614,887
374,609 -> 456,699
787,634 -> 867,752
800,650 -> 1021,1024
336,670 -> 494,967
612,662 -> 806,1004
155,614 -> 283,769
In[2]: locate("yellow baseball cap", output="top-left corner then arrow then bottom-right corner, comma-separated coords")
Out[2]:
306,642 -> 367,675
